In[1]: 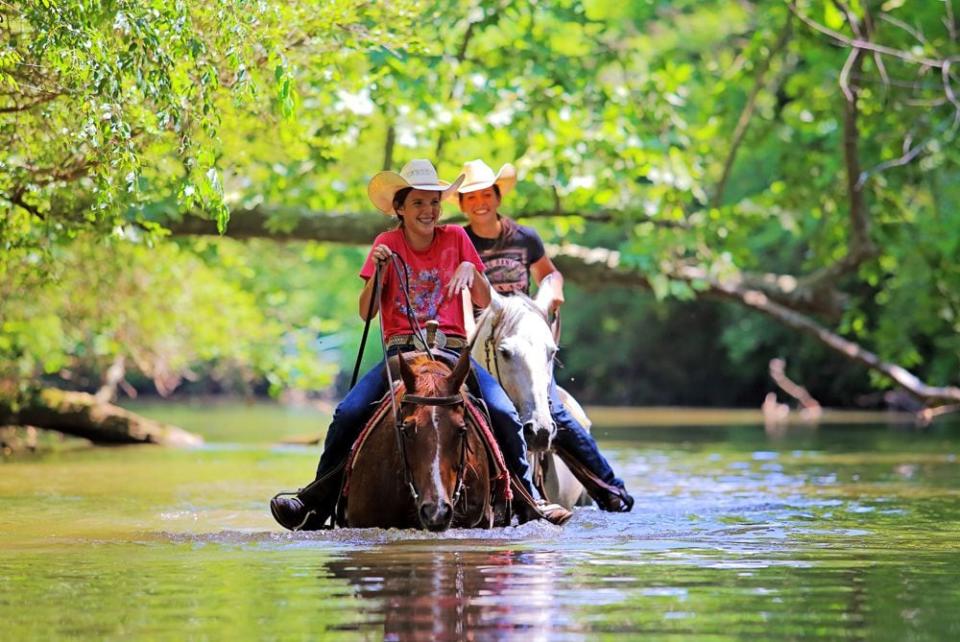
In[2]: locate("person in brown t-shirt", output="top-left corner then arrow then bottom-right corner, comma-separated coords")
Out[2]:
453,159 -> 633,512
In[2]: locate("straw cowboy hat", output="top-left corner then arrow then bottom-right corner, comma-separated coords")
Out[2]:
367,159 -> 465,214
451,159 -> 517,197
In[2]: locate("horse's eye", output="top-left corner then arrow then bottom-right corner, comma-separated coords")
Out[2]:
457,423 -> 468,435
498,347 -> 511,360
402,419 -> 416,433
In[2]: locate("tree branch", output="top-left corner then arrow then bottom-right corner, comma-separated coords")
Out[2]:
856,135 -> 929,190
0,91 -> 60,113
769,357 -> 822,418
708,275 -> 960,404
382,122 -> 395,171
435,17 -> 478,160
789,1 -> 950,68
162,210 -> 958,402
947,0 -> 958,43
2,190 -> 42,218
0,389 -> 202,446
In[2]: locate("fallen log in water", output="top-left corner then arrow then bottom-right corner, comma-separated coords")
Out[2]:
0,389 -> 202,447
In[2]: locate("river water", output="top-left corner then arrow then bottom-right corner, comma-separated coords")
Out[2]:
2,401 -> 959,640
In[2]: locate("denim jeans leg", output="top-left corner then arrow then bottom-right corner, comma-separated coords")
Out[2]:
548,378 -> 625,489
469,358 -> 537,491
314,359 -> 388,479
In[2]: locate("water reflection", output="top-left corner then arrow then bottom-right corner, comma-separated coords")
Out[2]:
4,410 -> 960,640
323,547 -> 581,641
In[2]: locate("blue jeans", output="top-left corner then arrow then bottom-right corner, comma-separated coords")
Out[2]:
314,347 -> 535,493
548,378 -> 626,490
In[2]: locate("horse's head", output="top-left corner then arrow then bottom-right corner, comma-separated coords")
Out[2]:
396,350 -> 472,532
477,291 -> 558,452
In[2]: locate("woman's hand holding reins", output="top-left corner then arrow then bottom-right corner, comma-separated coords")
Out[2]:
371,244 -> 393,266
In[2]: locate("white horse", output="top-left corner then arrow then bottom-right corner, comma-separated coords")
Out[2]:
470,289 -> 589,509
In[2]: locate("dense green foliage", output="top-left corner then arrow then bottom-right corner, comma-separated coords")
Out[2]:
2,1 -> 959,405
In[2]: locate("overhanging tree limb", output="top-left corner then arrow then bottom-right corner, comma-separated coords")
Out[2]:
0,389 -> 203,446
166,211 -> 959,405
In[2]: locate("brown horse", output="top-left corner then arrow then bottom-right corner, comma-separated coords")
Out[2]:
342,350 -> 499,531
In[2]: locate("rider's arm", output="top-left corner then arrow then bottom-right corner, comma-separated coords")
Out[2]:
532,256 -> 565,310
469,268 -> 491,308
358,275 -> 380,320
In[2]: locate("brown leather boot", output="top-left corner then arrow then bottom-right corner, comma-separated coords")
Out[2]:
554,444 -> 634,512
511,476 -> 573,526
596,486 -> 634,512
270,462 -> 345,531
270,495 -> 330,531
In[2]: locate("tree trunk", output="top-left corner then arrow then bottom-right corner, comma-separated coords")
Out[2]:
0,389 -> 202,447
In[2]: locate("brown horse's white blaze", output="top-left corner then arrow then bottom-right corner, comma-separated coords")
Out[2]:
397,350 -> 471,532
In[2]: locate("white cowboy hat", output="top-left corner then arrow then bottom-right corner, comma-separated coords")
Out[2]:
450,159 -> 517,198
367,159 -> 465,214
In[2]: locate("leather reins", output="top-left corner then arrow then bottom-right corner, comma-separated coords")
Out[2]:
372,257 -> 470,508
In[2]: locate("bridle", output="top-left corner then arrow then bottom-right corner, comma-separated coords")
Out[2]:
396,391 -> 470,507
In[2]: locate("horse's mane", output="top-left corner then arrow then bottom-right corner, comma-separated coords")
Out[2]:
480,293 -> 549,339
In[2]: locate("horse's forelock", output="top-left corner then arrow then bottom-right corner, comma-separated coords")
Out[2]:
407,355 -> 454,395
493,294 -> 551,344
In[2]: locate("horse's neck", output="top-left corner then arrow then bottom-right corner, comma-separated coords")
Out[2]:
471,311 -> 497,366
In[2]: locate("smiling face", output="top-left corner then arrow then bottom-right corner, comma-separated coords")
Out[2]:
458,187 -> 501,227
397,188 -> 442,239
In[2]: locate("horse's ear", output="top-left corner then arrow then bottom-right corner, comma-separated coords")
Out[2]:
397,353 -> 418,393
448,349 -> 472,392
533,284 -> 556,318
488,290 -> 505,317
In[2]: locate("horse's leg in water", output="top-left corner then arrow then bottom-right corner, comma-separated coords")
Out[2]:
539,387 -> 587,508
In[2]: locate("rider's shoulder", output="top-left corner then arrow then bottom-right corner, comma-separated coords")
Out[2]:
374,228 -> 404,246
512,223 -> 544,243
438,224 -> 471,241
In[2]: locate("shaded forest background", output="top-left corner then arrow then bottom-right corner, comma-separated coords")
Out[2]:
2,0 -> 959,415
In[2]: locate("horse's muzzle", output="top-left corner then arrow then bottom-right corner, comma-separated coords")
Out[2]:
418,501 -> 453,532
523,421 -> 555,452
